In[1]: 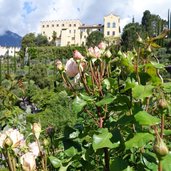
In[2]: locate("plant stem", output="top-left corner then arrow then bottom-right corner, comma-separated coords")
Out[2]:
104,148 -> 110,171
6,150 -> 14,171
160,114 -> 165,139
158,160 -> 162,171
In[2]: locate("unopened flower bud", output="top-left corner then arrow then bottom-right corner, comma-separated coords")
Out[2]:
56,60 -> 63,71
153,137 -> 169,157
4,137 -> 13,147
137,35 -> 143,43
73,50 -> 84,60
46,126 -> 55,137
147,45 -> 152,52
32,123 -> 41,139
105,50 -> 112,58
158,99 -> 168,110
43,138 -> 50,147
98,42 -> 107,50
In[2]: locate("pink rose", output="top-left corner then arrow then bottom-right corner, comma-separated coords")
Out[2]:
88,47 -> 101,58
65,58 -> 79,77
73,50 -> 84,60
98,42 -> 107,50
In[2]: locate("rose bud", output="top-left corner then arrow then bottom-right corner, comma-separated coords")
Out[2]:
98,42 -> 107,50
56,60 -> 63,71
32,123 -> 41,139
153,137 -> 169,157
65,58 -> 79,77
4,137 -> 13,147
73,50 -> 84,60
158,99 -> 168,110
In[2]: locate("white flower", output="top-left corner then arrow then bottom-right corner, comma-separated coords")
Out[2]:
5,128 -> 24,148
29,142 -> 40,158
0,133 -> 6,148
20,152 -> 36,171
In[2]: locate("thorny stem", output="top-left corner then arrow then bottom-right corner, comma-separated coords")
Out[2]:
160,114 -> 165,139
84,108 -> 99,125
62,73 -> 74,90
6,150 -> 14,171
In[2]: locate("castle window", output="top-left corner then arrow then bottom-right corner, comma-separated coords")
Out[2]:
112,22 -> 116,28
107,31 -> 110,35
56,24 -> 59,27
69,24 -> 72,27
52,24 -> 54,27
74,24 -> 76,27
107,22 -> 110,28
47,25 -> 49,27
62,24 -> 65,27
112,31 -> 115,35
42,25 -> 45,28
69,30 -> 71,33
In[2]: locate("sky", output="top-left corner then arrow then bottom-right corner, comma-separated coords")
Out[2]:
0,0 -> 170,36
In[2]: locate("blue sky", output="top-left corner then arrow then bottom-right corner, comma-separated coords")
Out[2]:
0,0 -> 170,36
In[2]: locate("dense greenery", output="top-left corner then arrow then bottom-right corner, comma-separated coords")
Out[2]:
1,9 -> 171,171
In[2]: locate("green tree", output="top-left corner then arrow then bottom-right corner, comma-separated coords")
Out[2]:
35,34 -> 48,46
121,22 -> 143,51
142,10 -> 167,37
86,31 -> 104,47
21,33 -> 36,49
51,31 -> 57,45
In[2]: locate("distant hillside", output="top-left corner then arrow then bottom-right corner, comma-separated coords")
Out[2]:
0,31 -> 22,47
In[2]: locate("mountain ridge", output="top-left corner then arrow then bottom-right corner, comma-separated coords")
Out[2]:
0,31 -> 22,47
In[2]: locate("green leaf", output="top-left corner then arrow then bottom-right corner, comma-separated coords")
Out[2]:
161,154 -> 171,171
49,156 -> 61,168
64,147 -> 78,157
80,93 -> 95,102
125,133 -> 154,149
151,61 -> 165,69
110,158 -> 128,171
132,85 -> 154,99
96,96 -> 115,106
163,83 -> 171,93
72,96 -> 87,113
123,166 -> 135,171
103,78 -> 111,90
59,162 -> 72,171
134,111 -> 160,126
92,128 -> 120,151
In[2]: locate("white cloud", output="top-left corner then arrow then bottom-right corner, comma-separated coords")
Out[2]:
0,0 -> 170,36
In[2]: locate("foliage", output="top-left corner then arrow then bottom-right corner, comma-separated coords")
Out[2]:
121,22 -> 143,51
86,31 -> 104,47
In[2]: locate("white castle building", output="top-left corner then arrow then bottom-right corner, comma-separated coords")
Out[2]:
40,13 -> 120,46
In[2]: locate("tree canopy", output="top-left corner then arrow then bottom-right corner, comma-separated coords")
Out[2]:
86,31 -> 104,47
